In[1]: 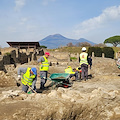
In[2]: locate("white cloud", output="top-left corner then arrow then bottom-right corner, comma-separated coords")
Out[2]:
42,0 -> 56,6
19,17 -> 28,25
74,5 -> 120,36
14,0 -> 26,11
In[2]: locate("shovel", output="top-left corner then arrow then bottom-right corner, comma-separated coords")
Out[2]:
26,83 -> 37,94
22,79 -> 37,94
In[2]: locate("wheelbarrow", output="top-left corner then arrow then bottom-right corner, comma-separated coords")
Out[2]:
48,73 -> 72,88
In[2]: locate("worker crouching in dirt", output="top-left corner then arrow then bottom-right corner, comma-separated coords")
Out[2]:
17,67 -> 37,93
38,52 -> 50,90
65,66 -> 79,80
74,67 -> 82,80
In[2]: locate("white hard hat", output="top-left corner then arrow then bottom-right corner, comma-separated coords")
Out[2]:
82,47 -> 86,51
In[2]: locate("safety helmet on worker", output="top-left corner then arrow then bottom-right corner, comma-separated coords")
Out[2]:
82,47 -> 86,51
67,66 -> 71,68
31,67 -> 37,75
45,52 -> 50,56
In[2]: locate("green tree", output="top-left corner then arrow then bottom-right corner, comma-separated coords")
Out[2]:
40,45 -> 47,48
104,35 -> 120,47
67,42 -> 74,47
75,42 -> 91,47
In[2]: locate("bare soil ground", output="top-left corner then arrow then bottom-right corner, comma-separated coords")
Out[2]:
0,57 -> 120,120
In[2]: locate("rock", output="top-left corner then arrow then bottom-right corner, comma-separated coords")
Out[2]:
19,94 -> 28,100
114,107 -> 120,116
48,90 -> 61,98
34,94 -> 42,100
61,93 -> 71,100
57,87 -> 65,93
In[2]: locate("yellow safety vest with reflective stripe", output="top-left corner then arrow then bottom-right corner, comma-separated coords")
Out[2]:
65,68 -> 75,74
80,52 -> 88,65
76,67 -> 79,71
40,56 -> 49,71
21,67 -> 36,86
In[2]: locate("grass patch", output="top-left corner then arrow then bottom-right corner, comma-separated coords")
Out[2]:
5,52 -> 11,56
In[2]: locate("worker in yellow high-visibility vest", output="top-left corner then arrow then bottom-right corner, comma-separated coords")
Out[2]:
65,66 -> 78,80
79,47 -> 89,81
38,52 -> 50,89
17,67 -> 37,93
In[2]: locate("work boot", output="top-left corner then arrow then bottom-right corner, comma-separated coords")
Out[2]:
84,78 -> 88,81
40,82 -> 45,90
77,79 -> 81,82
27,91 -> 32,94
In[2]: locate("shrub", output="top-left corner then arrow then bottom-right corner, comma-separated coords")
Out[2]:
5,52 -> 11,56
102,47 -> 114,59
88,47 -> 114,58
88,47 -> 102,57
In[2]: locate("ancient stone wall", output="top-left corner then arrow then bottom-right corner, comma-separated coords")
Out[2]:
0,47 -> 43,72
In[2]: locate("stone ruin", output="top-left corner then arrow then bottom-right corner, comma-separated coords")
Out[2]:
0,47 -> 44,72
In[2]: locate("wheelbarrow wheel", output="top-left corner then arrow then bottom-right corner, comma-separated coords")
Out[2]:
62,78 -> 72,88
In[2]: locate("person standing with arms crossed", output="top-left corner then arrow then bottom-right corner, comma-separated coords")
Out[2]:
79,47 -> 89,81
38,52 -> 50,89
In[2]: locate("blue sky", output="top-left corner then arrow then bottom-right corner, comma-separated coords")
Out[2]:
0,0 -> 120,47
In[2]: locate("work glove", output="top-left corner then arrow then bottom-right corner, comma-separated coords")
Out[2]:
41,64 -> 43,68
17,75 -> 21,81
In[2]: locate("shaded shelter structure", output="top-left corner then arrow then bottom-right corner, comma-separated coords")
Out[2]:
7,42 -> 40,49
6,41 -> 43,64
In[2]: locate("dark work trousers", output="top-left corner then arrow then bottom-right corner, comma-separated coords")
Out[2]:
90,65 -> 92,69
40,71 -> 47,89
22,84 -> 29,93
69,71 -> 79,80
32,79 -> 37,92
81,64 -> 88,80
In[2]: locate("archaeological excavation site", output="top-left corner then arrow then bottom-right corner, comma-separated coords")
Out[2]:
0,42 -> 120,120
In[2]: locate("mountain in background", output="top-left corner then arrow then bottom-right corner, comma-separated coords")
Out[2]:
39,34 -> 96,49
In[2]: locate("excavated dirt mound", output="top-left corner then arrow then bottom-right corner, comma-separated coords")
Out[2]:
0,71 -> 16,87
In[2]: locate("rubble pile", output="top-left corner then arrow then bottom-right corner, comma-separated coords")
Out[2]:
0,86 -> 120,120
